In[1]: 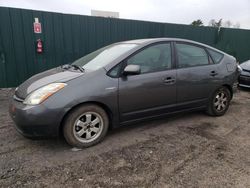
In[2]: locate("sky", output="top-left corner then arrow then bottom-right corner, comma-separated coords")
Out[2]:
0,0 -> 250,29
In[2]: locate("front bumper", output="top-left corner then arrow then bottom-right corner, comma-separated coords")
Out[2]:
9,97 -> 64,138
239,74 -> 250,88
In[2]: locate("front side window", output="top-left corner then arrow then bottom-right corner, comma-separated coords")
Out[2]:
126,43 -> 172,74
176,43 -> 209,68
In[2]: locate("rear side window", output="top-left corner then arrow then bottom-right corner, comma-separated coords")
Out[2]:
176,43 -> 209,68
207,48 -> 224,64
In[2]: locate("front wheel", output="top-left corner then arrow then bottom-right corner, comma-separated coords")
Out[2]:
63,104 -> 109,148
206,87 -> 231,116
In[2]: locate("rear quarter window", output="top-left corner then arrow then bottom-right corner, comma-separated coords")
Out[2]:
207,48 -> 224,64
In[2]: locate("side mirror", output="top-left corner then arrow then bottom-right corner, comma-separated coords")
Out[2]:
123,64 -> 141,76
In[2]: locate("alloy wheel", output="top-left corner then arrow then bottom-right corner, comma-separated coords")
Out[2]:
73,112 -> 104,143
214,91 -> 228,112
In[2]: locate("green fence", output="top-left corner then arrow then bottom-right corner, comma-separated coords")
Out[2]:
0,7 -> 250,88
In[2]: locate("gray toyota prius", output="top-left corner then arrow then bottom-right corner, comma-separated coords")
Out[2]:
9,38 -> 239,148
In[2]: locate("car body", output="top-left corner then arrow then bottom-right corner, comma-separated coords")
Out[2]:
239,60 -> 250,88
9,38 -> 239,147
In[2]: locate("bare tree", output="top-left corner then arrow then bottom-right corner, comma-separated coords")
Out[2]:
233,22 -> 241,28
208,19 -> 216,27
209,19 -> 241,29
209,19 -> 222,28
224,20 -> 232,28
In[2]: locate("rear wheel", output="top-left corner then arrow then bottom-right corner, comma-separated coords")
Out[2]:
206,87 -> 231,116
63,104 -> 109,148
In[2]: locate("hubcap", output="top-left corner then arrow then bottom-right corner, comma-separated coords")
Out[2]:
214,91 -> 228,112
73,112 -> 103,143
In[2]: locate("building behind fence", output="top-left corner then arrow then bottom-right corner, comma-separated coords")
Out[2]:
0,7 -> 250,88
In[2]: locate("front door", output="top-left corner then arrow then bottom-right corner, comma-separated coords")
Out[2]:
118,42 -> 177,122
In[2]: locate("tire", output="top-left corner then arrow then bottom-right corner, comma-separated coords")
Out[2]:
206,87 -> 231,116
63,104 -> 109,148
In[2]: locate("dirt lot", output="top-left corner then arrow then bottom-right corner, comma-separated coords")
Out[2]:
0,88 -> 250,188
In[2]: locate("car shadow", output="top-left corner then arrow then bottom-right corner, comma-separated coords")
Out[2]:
238,86 -> 250,92
108,110 -> 206,136
27,110 -> 207,151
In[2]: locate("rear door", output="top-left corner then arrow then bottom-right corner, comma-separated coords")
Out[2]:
175,42 -> 219,109
118,42 -> 177,122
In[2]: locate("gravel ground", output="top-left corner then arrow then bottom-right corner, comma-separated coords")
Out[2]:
0,88 -> 250,188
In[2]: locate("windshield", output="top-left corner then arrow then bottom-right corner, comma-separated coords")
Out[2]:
72,43 -> 138,71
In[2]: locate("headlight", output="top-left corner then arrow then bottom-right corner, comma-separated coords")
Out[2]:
237,65 -> 243,72
23,83 -> 66,105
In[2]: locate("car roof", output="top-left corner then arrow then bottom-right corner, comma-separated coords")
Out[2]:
119,38 -> 226,55
119,38 -> 204,45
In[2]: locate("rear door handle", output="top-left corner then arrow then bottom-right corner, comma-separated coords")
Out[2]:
162,77 -> 175,84
210,71 -> 218,76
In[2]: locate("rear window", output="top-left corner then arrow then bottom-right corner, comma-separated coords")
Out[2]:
207,49 -> 224,64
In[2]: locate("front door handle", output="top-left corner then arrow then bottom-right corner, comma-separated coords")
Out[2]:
210,71 -> 218,76
162,77 -> 175,84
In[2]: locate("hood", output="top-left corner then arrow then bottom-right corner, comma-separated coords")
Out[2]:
15,67 -> 83,99
240,60 -> 250,70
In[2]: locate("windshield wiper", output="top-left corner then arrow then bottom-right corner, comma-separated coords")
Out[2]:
61,64 -> 84,72
71,64 -> 85,72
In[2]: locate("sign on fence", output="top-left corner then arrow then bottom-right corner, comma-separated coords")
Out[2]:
33,18 -> 42,34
